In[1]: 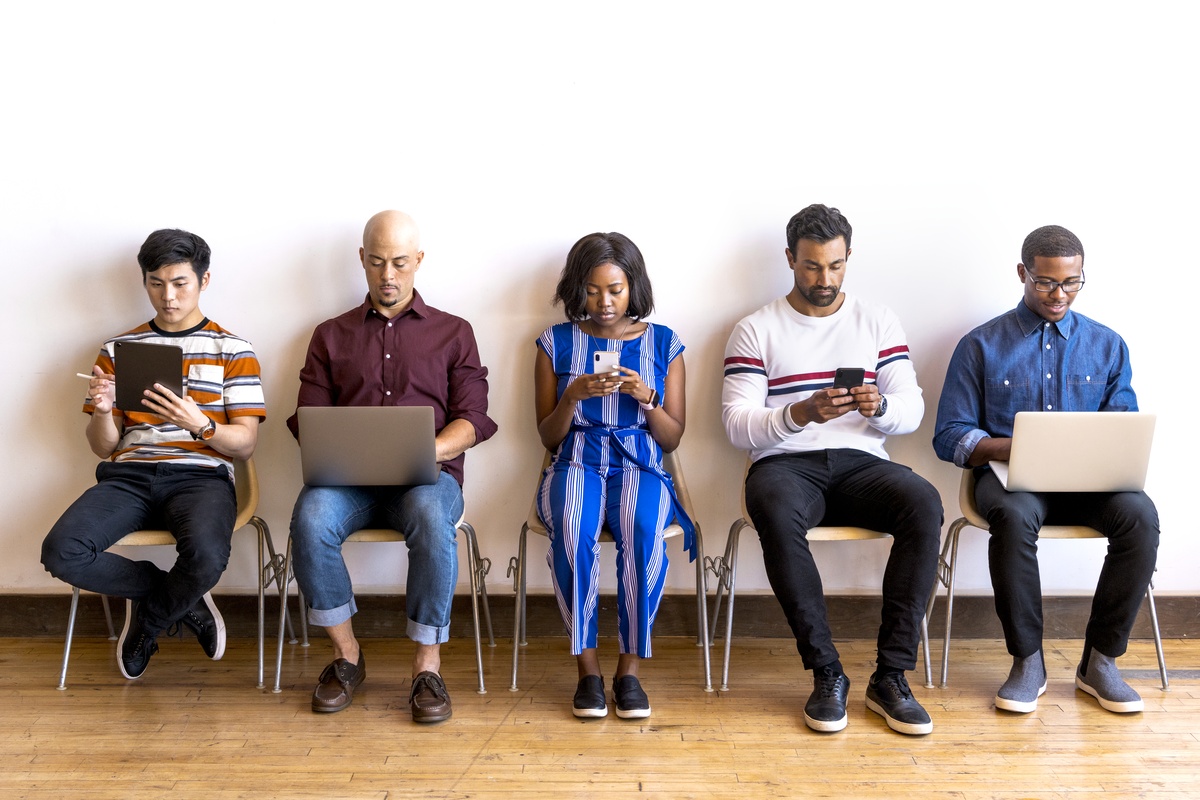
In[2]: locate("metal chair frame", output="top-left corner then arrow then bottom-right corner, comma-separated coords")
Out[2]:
930,468 -> 1168,690
508,450 -> 712,692
276,516 -> 495,695
57,457 -> 290,690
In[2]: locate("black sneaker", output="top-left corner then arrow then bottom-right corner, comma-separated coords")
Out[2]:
118,600 -> 159,680
572,675 -> 608,718
865,672 -> 933,735
804,667 -> 850,732
613,674 -> 651,719
180,592 -> 226,660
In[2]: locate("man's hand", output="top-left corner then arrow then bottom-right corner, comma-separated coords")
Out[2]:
141,383 -> 208,436
791,388 -> 859,426
847,384 -> 884,419
87,366 -> 116,414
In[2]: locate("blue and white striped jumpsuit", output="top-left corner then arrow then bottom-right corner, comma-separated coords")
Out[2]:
536,321 -> 688,658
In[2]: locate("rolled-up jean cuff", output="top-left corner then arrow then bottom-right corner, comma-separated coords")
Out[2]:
308,598 -> 357,628
408,618 -> 450,645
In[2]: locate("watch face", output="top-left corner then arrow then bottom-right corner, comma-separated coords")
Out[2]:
200,421 -> 216,440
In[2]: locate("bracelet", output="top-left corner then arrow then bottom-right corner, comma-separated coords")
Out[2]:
638,389 -> 660,411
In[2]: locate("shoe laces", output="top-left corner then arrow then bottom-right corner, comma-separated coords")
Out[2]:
413,672 -> 448,701
127,630 -> 158,658
814,671 -> 845,698
876,672 -> 913,700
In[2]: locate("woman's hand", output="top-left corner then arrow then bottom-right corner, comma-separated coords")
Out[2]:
610,367 -> 655,406
563,370 -> 622,403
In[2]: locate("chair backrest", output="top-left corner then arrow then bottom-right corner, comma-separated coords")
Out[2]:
526,448 -> 696,541
115,458 -> 259,546
737,456 -> 891,541
957,468 -> 1103,540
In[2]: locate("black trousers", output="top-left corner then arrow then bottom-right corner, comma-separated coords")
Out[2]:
745,449 -> 943,672
973,467 -> 1160,659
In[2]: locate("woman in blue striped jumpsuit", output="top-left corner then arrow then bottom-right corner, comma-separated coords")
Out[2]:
534,232 -> 689,720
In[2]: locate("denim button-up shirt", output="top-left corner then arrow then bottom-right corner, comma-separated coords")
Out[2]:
933,302 -> 1137,467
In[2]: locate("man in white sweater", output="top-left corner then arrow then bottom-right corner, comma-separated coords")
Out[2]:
721,204 -> 942,735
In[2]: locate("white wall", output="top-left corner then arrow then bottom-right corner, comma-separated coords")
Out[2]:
2,2 -> 1194,601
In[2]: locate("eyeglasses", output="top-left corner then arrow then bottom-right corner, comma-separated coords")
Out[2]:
1026,274 -> 1085,293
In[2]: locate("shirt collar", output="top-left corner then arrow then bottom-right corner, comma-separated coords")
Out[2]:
358,289 -> 429,323
1015,300 -> 1073,339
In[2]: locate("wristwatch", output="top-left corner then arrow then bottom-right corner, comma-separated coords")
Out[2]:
192,419 -> 217,441
639,389 -> 660,411
873,395 -> 888,418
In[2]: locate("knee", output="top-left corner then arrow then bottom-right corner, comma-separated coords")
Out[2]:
41,528 -> 90,583
177,536 -> 231,587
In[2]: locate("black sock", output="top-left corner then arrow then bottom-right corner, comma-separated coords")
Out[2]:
814,659 -> 845,677
871,664 -> 904,683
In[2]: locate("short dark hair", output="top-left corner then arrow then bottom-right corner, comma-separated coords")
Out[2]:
786,203 -> 853,254
1021,225 -> 1084,269
137,228 -> 211,279
554,232 -> 655,321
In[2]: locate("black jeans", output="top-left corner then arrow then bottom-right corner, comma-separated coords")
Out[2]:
42,461 -> 236,636
973,467 -> 1160,659
745,449 -> 942,672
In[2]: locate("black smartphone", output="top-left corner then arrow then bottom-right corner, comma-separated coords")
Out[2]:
832,367 -> 865,391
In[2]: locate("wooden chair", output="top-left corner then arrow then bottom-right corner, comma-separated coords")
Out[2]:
276,516 -> 495,694
508,449 -> 711,691
928,468 -> 1168,689
707,459 -> 935,692
57,457 -> 286,690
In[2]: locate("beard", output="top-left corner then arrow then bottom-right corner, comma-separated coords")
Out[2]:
800,284 -> 840,308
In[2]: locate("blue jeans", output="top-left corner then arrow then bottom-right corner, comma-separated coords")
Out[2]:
289,472 -> 464,645
745,449 -> 943,672
41,461 -> 237,636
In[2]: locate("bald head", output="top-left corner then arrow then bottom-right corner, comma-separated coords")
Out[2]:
363,210 -> 421,251
359,210 -> 424,318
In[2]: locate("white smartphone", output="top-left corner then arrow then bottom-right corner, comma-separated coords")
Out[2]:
593,350 -> 621,375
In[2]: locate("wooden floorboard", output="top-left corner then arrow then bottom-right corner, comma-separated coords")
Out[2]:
0,635 -> 1196,799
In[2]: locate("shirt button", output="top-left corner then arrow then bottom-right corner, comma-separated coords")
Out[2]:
1046,404 -> 1053,410
1046,373 -> 1052,379
385,391 -> 392,396
1004,380 -> 1010,386
387,322 -> 393,328
1045,344 -> 1051,350
385,354 -> 391,359
1086,376 -> 1091,381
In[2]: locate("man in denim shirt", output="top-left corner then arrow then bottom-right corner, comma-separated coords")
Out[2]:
933,225 -> 1159,715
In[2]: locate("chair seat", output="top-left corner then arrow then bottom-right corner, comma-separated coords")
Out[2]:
807,527 -> 891,541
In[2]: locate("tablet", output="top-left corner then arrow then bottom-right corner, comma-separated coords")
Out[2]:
114,341 -> 184,413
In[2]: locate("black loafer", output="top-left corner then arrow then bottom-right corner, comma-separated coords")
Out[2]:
573,675 -> 607,718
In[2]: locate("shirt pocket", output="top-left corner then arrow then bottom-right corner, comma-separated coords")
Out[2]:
985,375 -> 1035,415
1065,373 -> 1105,411
187,364 -> 225,405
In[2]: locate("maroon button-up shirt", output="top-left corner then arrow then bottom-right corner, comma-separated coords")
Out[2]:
286,291 -> 497,485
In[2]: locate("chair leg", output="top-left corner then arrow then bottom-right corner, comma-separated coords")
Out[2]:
693,526 -> 713,692
271,526 -> 290,694
101,595 -> 115,640
463,522 -> 495,647
58,587 -> 82,690
939,520 -> 965,688
1144,578 -> 1169,691
509,525 -> 528,691
705,520 -> 742,693
255,519 -> 266,690
458,522 -> 487,695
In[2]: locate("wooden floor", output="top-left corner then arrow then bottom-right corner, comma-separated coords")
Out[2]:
1,634 -> 1196,799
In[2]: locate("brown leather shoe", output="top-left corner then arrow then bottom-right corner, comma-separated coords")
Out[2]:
409,671 -> 452,723
311,653 -> 366,713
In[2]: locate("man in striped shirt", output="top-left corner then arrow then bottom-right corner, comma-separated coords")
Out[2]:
721,204 -> 942,736
42,228 -> 266,681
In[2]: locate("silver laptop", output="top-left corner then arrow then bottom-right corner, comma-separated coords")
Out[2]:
989,411 -> 1156,492
298,406 -> 439,487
